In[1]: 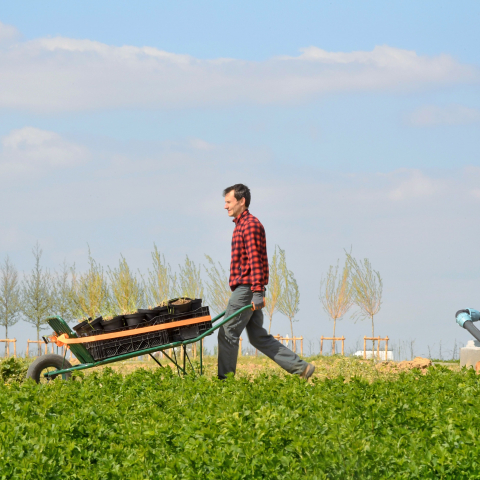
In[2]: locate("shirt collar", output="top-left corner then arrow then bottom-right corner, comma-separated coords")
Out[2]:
233,209 -> 249,224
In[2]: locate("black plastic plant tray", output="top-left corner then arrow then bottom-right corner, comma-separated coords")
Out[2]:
83,339 -> 106,361
83,308 -> 211,361
84,319 -> 169,361
167,306 -> 212,342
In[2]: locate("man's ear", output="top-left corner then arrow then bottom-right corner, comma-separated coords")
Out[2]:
240,197 -> 246,207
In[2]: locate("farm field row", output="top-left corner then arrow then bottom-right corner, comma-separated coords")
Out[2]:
60,354 -> 462,380
0,356 -> 477,479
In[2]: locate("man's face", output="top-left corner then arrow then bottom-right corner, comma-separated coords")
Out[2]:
224,190 -> 246,218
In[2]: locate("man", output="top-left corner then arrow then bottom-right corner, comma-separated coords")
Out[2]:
218,183 -> 315,380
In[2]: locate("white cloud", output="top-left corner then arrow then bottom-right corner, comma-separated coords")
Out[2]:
188,138 -> 216,151
0,21 -> 19,43
409,104 -> 480,126
0,127 -> 89,176
387,170 -> 442,200
0,130 -> 459,227
0,29 -> 475,112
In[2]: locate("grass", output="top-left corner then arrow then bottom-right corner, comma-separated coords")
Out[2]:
0,353 -> 461,384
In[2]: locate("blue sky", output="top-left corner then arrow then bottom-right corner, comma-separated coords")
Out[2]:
2,1 -> 479,63
1,2 -> 479,358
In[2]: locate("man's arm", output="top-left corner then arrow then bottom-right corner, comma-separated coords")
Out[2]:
243,220 -> 268,298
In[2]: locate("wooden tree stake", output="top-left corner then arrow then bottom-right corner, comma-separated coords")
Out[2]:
320,336 -> 345,356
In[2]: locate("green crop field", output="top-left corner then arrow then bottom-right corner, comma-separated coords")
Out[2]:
1,358 -> 479,479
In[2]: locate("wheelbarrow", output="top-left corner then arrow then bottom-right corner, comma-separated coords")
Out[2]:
26,305 -> 253,383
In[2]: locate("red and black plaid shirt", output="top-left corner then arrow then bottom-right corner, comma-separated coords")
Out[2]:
229,209 -> 269,293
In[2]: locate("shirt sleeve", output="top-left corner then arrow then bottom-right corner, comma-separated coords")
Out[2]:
243,221 -> 267,292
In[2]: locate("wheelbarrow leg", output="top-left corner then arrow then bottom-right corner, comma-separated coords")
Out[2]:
182,345 -> 196,377
173,347 -> 182,376
149,353 -> 163,368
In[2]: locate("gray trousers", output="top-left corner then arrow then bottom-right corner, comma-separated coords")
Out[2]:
217,285 -> 307,379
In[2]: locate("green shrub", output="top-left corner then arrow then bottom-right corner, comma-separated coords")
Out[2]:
0,366 -> 479,478
0,357 -> 30,384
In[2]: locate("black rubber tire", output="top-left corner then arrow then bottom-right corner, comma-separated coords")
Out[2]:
26,354 -> 73,384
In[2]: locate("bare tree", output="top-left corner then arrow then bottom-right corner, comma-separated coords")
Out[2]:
0,256 -> 22,355
22,243 -> 55,354
145,244 -> 175,307
178,255 -> 204,299
266,245 -> 282,334
204,255 -> 230,315
319,258 -> 353,341
108,255 -> 144,314
346,251 -> 383,341
277,248 -> 300,342
53,260 -> 77,323
72,248 -> 110,320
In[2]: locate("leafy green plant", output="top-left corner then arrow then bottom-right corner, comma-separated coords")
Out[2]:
345,251 -> 383,338
0,256 -> 22,355
145,244 -> 176,307
177,255 -> 203,299
0,357 -> 29,384
319,257 -> 353,339
72,248 -> 110,320
277,247 -> 300,341
266,245 -> 282,334
0,365 -> 479,478
22,243 -> 55,354
204,255 -> 230,315
108,255 -> 144,315
52,260 -> 77,323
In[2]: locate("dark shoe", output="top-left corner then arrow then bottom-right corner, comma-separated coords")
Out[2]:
299,363 -> 315,380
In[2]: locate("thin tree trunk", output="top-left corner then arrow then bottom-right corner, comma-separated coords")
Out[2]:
268,314 -> 273,334
289,317 -> 294,351
371,315 -> 375,358
37,324 -> 40,356
333,319 -> 336,355
4,324 -> 7,357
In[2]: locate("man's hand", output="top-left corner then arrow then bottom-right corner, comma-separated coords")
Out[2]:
252,292 -> 265,310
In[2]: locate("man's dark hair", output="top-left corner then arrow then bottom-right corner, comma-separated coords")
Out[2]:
223,184 -> 251,208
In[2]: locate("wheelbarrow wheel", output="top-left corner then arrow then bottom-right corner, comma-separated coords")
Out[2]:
26,354 -> 73,384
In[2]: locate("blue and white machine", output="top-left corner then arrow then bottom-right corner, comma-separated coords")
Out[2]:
456,309 -> 480,342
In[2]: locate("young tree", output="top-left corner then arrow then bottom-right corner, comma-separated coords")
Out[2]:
72,249 -> 110,320
204,255 -> 230,315
277,248 -> 300,343
345,251 -> 383,340
266,245 -> 282,334
22,243 -> 55,354
178,255 -> 204,300
53,260 -> 77,323
145,244 -> 175,306
0,256 -> 22,355
319,258 -> 353,352
108,255 -> 144,314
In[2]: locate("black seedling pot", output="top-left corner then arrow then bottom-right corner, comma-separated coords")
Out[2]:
73,317 -> 92,336
137,309 -> 158,321
168,297 -> 192,314
102,315 -> 125,332
153,307 -> 171,325
88,316 -> 103,333
124,312 -> 146,329
153,305 -> 168,313
190,299 -> 202,311
152,305 -> 169,319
